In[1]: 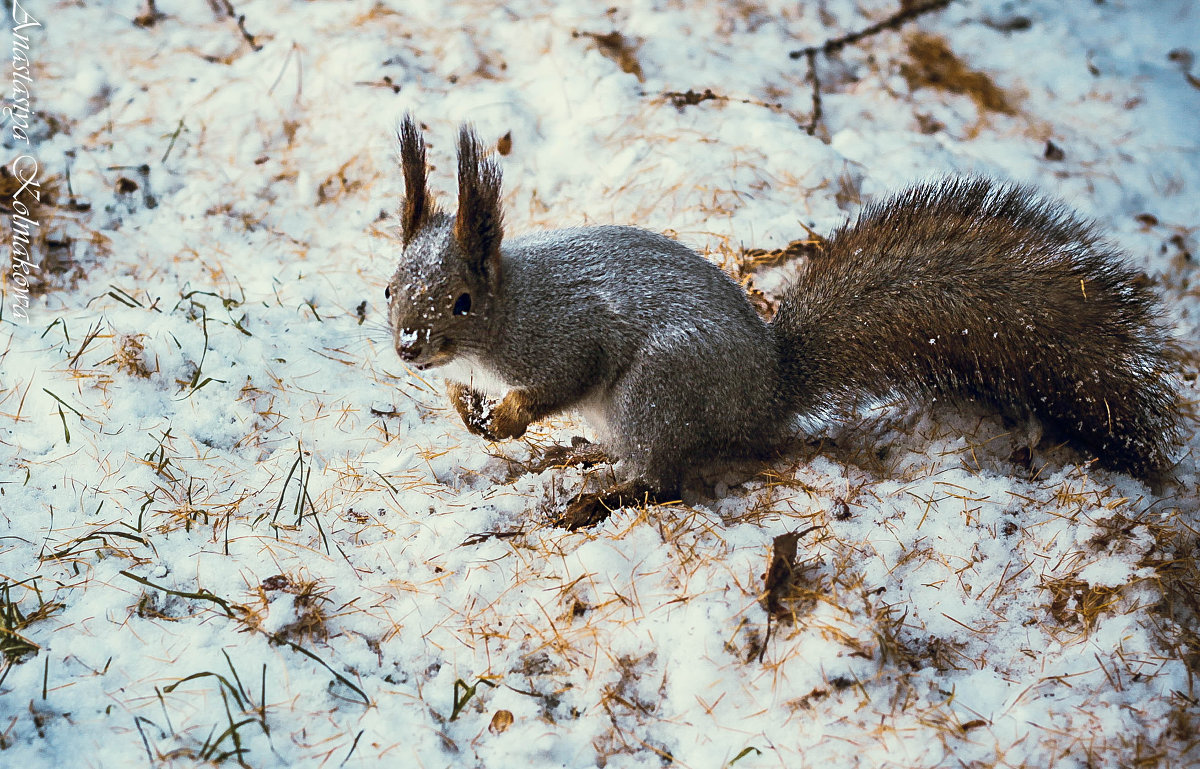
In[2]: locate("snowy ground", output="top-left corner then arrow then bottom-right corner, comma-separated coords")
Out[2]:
2,0 -> 1199,767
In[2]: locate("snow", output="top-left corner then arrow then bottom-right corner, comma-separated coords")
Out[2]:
2,0 -> 1199,767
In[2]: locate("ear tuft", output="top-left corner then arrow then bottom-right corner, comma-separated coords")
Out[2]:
454,125 -> 504,278
398,114 -> 434,244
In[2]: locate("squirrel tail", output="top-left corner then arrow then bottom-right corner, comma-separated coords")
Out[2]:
770,178 -> 1180,480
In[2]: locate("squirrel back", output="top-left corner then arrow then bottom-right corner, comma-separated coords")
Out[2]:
771,178 -> 1179,479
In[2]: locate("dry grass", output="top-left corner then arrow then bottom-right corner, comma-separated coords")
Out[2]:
573,30 -> 644,82
0,582 -> 62,665
111,333 -> 155,379
0,167 -> 79,298
901,32 -> 1016,115
247,573 -> 334,645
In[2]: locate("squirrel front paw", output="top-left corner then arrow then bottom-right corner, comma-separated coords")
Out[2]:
486,392 -> 534,440
447,382 -> 494,437
447,384 -> 535,441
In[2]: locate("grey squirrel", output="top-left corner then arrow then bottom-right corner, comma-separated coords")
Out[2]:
386,116 -> 1179,525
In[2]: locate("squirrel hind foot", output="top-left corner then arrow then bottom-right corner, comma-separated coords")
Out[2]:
554,479 -> 659,530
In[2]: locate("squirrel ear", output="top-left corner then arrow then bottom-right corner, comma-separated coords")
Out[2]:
454,124 -> 504,281
398,114 -> 433,245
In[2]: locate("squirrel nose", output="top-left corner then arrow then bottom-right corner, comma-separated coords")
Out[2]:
397,342 -> 422,362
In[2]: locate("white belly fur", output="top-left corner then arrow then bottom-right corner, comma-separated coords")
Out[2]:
574,390 -> 612,443
437,354 -> 511,398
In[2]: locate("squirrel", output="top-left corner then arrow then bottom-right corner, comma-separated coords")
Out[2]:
385,116 -> 1180,527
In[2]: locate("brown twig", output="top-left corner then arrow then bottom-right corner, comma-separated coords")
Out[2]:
788,0 -> 955,60
133,0 -> 165,28
789,0 -> 955,137
662,88 -> 782,113
804,50 -> 822,136
218,0 -> 262,52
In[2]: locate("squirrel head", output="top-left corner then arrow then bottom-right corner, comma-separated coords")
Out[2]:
386,116 -> 504,370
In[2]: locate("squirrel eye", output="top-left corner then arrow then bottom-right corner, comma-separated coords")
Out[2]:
452,292 -> 472,316
384,285 -> 391,300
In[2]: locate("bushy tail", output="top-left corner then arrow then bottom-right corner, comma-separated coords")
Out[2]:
771,178 -> 1179,480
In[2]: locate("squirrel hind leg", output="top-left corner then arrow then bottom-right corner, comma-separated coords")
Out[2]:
603,353 -> 783,499
555,479 -> 659,530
